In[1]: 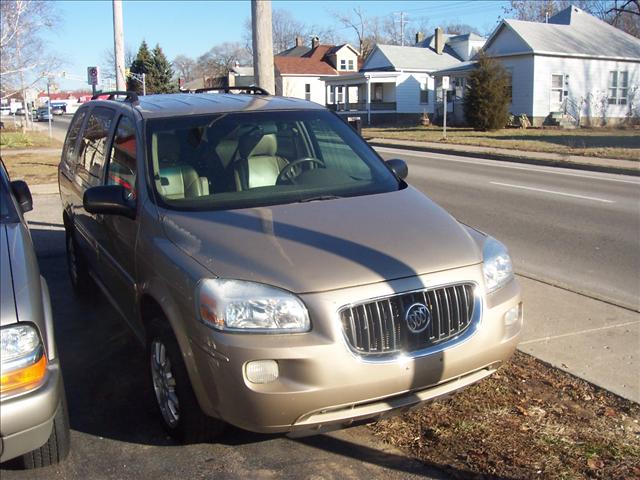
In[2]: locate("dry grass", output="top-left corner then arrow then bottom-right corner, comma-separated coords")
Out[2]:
370,351 -> 640,479
0,126 -> 62,149
2,152 -> 60,185
362,126 -> 640,161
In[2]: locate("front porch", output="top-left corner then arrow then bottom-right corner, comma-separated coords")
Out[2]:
323,73 -> 400,123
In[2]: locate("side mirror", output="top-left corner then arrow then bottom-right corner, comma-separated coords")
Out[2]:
10,180 -> 33,213
385,159 -> 408,180
83,185 -> 136,219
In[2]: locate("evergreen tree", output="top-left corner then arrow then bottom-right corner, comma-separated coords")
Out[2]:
463,55 -> 511,131
127,40 -> 153,94
150,44 -> 176,93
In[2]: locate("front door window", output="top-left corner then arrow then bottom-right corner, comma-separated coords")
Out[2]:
550,74 -> 564,112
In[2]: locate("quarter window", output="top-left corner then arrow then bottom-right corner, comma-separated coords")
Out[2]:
608,71 -> 628,105
78,107 -> 115,186
107,116 -> 137,198
61,110 -> 87,167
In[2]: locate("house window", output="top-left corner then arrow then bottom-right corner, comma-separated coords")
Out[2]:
608,71 -> 628,105
373,84 -> 383,102
340,59 -> 346,70
505,70 -> 512,103
420,84 -> 428,104
328,86 -> 335,104
348,59 -> 354,70
305,83 -> 311,101
336,86 -> 344,103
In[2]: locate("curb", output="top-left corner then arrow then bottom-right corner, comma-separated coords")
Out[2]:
366,140 -> 640,177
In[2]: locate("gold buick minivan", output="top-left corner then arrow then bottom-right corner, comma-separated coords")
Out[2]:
58,88 -> 522,442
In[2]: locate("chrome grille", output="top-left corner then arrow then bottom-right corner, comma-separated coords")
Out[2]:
339,284 -> 476,356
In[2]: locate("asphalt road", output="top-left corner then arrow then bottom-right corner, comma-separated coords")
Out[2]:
376,146 -> 640,312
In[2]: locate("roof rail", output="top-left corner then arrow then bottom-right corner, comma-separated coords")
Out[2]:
192,86 -> 269,95
91,90 -> 140,105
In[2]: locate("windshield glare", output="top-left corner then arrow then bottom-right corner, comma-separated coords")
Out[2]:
147,110 -> 399,210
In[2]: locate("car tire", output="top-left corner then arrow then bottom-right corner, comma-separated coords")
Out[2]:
65,228 -> 91,295
147,318 -> 225,444
21,388 -> 70,469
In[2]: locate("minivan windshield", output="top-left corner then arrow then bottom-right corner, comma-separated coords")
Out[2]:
146,110 -> 400,211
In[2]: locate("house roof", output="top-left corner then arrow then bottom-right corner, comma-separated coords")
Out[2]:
274,45 -> 340,75
362,44 -> 462,72
448,33 -> 485,42
231,65 -> 254,76
432,61 -> 479,76
487,6 -> 640,60
276,45 -> 312,57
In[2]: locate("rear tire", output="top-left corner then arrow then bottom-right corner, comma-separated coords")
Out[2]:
65,228 -> 91,295
147,318 -> 224,444
21,388 -> 70,469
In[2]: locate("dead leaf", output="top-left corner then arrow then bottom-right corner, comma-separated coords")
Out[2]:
587,457 -> 604,469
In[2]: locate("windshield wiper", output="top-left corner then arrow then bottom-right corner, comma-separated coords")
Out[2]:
298,195 -> 343,203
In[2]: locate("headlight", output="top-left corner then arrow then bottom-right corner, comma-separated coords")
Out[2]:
1,324 -> 47,396
482,237 -> 514,293
197,279 -> 310,333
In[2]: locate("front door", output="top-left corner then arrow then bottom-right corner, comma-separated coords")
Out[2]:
550,74 -> 564,112
97,114 -> 139,325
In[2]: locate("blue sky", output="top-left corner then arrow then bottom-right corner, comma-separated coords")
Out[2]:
43,0 -> 510,90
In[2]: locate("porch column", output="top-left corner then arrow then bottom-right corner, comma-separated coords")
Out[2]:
366,78 -> 371,124
345,85 -> 349,110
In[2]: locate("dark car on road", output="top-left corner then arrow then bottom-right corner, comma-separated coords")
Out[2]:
0,160 -> 70,468
58,89 -> 522,443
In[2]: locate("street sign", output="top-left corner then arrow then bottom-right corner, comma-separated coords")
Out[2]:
441,76 -> 450,90
87,66 -> 100,86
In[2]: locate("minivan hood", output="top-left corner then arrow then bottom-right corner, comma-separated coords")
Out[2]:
162,187 -> 482,293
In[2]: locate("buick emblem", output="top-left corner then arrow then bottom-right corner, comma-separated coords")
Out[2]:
405,303 -> 431,334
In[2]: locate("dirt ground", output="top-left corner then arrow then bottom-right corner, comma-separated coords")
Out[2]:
370,351 -> 640,479
2,152 -> 60,184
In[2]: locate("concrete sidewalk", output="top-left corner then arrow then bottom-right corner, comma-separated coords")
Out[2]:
366,137 -> 640,176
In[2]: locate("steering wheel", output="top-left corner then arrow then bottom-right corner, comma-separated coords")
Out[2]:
276,157 -> 324,185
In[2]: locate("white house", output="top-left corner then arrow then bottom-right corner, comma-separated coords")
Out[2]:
274,37 -> 359,105
435,5 -> 640,126
323,29 -> 486,125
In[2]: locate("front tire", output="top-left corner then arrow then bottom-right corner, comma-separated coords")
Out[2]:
20,389 -> 70,469
147,319 -> 224,444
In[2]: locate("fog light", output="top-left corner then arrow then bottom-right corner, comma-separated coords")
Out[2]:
246,360 -> 279,384
504,303 -> 523,339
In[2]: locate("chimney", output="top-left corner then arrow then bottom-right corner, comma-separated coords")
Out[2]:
311,36 -> 319,49
415,32 -> 425,45
295,36 -> 304,47
435,27 -> 444,55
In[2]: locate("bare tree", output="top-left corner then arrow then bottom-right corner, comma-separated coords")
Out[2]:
442,22 -> 483,35
101,45 -> 135,81
243,8 -> 312,56
172,54 -> 197,83
334,6 -> 389,58
195,42 -> 252,84
1,0 -> 60,131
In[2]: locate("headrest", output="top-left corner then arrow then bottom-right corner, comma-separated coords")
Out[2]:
156,133 -> 180,165
239,132 -> 277,158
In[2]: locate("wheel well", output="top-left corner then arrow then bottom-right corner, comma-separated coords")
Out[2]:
139,294 -> 167,339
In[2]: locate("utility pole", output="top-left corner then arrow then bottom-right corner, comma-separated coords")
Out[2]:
394,11 -> 408,46
112,0 -> 126,90
251,0 -> 275,94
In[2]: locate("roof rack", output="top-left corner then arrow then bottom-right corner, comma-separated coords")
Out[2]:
192,86 -> 269,95
91,91 -> 140,105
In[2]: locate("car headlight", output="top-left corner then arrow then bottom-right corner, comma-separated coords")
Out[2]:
197,279 -> 310,333
1,324 -> 47,397
482,237 -> 514,293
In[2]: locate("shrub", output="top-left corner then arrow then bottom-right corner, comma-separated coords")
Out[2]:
464,55 -> 511,131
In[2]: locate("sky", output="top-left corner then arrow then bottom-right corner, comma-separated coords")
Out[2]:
41,0 -> 511,90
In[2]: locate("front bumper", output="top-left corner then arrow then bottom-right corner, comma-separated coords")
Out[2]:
0,360 -> 64,463
189,265 -> 522,435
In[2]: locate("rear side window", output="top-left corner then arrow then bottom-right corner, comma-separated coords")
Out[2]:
78,107 -> 115,186
106,116 -> 137,198
61,110 -> 87,167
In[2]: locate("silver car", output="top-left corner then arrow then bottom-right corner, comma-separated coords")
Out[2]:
59,89 -> 522,443
0,160 -> 70,468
